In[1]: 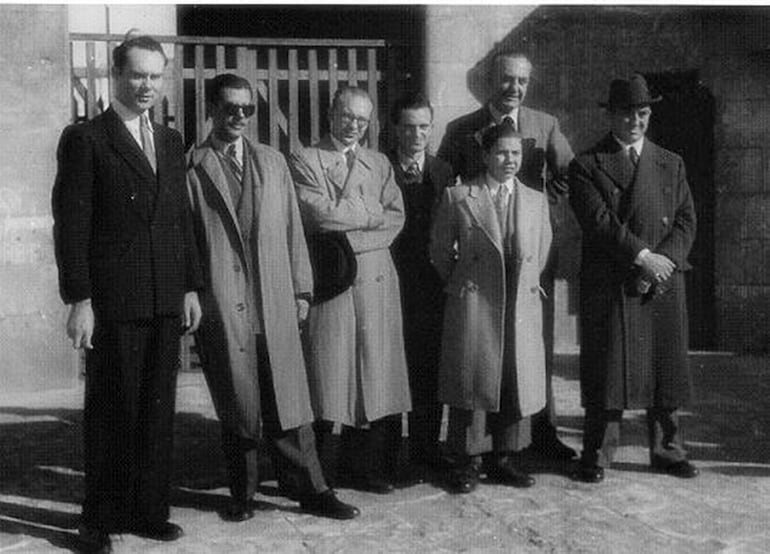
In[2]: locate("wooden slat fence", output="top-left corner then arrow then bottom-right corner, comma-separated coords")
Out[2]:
70,33 -> 390,152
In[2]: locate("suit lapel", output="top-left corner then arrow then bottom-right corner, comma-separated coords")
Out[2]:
193,140 -> 248,265
464,178 -> 503,254
103,108 -> 157,183
243,138 -> 265,238
623,141 -> 660,224
315,136 -> 349,193
346,147 -> 373,198
595,135 -> 636,191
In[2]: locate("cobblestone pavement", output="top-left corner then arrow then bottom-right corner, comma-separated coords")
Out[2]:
2,353 -> 769,553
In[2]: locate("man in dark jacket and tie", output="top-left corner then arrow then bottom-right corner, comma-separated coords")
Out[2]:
53,34 -> 202,553
569,74 -> 698,483
438,51 -> 576,462
386,92 -> 456,482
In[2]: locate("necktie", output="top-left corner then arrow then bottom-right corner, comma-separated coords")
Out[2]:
227,143 -> 243,182
345,148 -> 356,170
404,161 -> 421,185
140,114 -> 156,174
628,146 -> 640,167
494,186 -> 509,236
502,115 -> 516,132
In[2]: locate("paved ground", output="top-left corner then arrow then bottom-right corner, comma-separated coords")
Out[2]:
1,352 -> 770,553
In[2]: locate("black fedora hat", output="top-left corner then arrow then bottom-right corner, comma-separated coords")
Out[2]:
599,74 -> 662,108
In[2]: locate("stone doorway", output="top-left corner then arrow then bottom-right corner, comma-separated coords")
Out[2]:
644,70 -> 716,349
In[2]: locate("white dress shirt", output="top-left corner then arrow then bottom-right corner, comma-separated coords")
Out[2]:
112,98 -> 155,152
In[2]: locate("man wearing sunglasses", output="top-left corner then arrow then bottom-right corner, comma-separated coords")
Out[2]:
186,73 -> 359,522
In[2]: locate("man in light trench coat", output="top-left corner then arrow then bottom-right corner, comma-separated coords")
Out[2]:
431,121 -> 552,493
290,86 -> 411,494
186,73 -> 359,521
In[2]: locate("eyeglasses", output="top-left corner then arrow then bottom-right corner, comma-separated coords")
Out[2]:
339,112 -> 370,127
221,103 -> 256,118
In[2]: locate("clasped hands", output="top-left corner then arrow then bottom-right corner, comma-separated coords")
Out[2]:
638,251 -> 675,284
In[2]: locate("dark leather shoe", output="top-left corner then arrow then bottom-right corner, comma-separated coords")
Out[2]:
486,461 -> 535,488
222,500 -> 256,522
447,463 -> 480,494
300,489 -> 360,520
78,525 -> 112,554
530,438 -> 577,461
572,463 -> 605,483
656,460 -> 699,479
130,521 -> 184,542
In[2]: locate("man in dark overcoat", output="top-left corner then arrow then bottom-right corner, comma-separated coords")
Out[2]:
52,35 -> 202,553
386,92 -> 456,482
186,73 -> 359,521
437,51 -> 576,461
569,74 -> 698,483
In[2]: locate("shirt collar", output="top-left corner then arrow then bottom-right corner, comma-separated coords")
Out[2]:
612,133 -> 644,156
485,172 -> 514,197
488,103 -> 519,126
112,98 -> 153,133
211,134 -> 243,163
398,149 -> 425,172
330,134 -> 357,155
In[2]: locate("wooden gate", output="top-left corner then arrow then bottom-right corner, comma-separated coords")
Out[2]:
70,33 -> 395,152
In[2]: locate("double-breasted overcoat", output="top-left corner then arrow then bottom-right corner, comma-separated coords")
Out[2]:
186,136 -> 315,436
569,134 -> 697,410
430,174 -> 552,417
290,136 -> 411,426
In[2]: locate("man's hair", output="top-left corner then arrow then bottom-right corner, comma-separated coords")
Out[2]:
112,36 -> 168,73
209,73 -> 254,106
481,120 -> 522,152
389,91 -> 433,125
490,51 -> 533,76
329,86 -> 372,114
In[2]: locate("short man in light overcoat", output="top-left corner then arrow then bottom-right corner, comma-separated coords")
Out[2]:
431,122 -> 551,493
437,52 -> 576,461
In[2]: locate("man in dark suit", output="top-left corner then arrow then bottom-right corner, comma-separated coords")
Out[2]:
186,73 -> 358,521
386,92 -> 456,483
569,74 -> 698,484
52,35 -> 202,553
437,52 -> 576,461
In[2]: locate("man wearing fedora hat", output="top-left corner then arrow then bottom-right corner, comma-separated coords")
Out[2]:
569,74 -> 698,483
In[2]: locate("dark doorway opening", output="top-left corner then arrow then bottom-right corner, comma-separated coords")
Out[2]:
644,70 -> 716,349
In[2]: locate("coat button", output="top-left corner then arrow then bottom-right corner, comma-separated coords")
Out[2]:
130,193 -> 137,201
526,255 -> 533,263
662,216 -> 669,226
236,303 -> 245,312
530,286 -> 538,293
233,264 -> 241,272
375,275 -> 384,282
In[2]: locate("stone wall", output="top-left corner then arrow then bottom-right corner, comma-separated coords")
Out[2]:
0,5 -> 79,391
433,5 -> 770,353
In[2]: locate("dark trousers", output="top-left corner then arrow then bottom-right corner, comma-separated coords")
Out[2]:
314,416 -> 399,483
448,407 -> 531,466
221,335 -> 327,503
82,317 -> 180,531
405,313 -> 444,465
531,250 -> 561,445
581,407 -> 688,468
